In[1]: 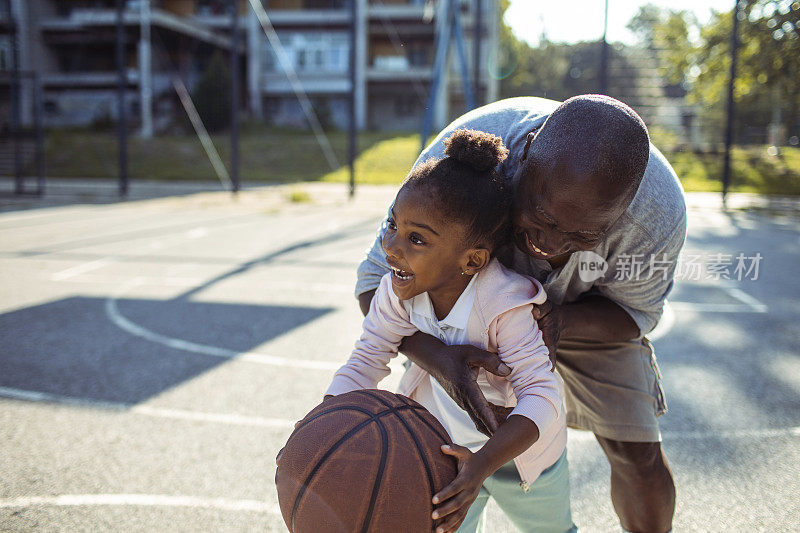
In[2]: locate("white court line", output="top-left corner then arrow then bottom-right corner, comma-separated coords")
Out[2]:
186,227 -> 207,239
51,258 -> 112,281
722,283 -> 769,313
0,386 -> 295,429
667,302 -> 768,313
0,494 -> 280,514
566,426 -> 800,442
57,273 -> 354,294
105,277 -> 342,371
0,383 -> 291,430
3,386 -> 798,443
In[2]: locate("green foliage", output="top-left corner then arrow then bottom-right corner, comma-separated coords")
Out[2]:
286,187 -> 312,203
631,1 -> 800,144
497,0 -> 610,100
43,129 -> 800,195
501,40 -> 611,101
669,146 -> 800,194
192,50 -> 232,133
43,128 -> 421,184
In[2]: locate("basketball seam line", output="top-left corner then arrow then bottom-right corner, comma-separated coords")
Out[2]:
364,392 -> 440,533
292,400 -> 428,434
290,404 -> 377,532
359,416 -> 388,533
289,403 -> 416,532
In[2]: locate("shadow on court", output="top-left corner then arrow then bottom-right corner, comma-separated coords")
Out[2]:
0,296 -> 333,404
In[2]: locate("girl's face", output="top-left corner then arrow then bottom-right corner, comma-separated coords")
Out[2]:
381,187 -> 485,314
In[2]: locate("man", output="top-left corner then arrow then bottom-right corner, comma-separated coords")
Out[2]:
356,95 -> 686,533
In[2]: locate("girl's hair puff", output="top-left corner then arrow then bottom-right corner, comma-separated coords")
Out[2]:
401,129 -> 511,252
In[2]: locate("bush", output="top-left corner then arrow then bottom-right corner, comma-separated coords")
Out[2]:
192,50 -> 231,133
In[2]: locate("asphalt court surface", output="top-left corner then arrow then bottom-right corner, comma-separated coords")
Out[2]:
1,184 -> 799,531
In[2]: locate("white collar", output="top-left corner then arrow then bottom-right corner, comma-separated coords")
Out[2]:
410,272 -> 479,330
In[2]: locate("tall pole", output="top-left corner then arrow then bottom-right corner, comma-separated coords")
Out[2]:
230,0 -> 240,193
722,0 -> 740,201
116,0 -> 129,197
348,0 -> 357,198
139,0 -> 153,138
34,73 -> 45,195
599,0 -> 609,95
8,0 -> 22,193
473,0 -> 482,106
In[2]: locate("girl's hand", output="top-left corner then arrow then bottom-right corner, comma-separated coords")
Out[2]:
275,421 -> 302,466
431,444 -> 490,533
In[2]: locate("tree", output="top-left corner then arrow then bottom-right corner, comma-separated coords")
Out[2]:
192,50 -> 231,133
497,3 -> 638,103
630,1 -> 800,144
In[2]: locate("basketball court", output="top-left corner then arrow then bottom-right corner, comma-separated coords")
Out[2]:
1,182 -> 798,531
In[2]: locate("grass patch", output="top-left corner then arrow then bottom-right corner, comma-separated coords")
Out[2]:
668,146 -> 800,195
41,128 -> 800,195
319,133 -> 420,184
285,187 -> 312,203
43,127 -> 421,184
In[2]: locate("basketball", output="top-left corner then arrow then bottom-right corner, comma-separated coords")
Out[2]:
275,389 -> 458,533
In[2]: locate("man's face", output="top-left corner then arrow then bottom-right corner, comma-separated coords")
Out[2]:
511,158 -> 619,261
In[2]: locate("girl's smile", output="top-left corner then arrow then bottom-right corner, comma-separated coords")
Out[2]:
381,187 -> 487,320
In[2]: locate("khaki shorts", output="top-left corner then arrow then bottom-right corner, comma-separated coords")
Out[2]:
555,337 -> 667,443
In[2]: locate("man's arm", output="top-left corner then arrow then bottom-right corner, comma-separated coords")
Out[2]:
531,294 -> 639,361
357,289 -> 376,317
561,295 -> 640,340
357,288 -> 509,436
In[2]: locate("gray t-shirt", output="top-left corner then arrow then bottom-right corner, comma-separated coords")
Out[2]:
356,97 -> 687,337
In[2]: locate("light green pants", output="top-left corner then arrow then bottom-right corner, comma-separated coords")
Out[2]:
456,450 -> 576,533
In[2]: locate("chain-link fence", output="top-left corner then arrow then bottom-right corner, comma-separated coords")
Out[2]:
2,1 -> 798,198
497,0 -> 800,196
1,0 -> 505,198
0,70 -> 45,194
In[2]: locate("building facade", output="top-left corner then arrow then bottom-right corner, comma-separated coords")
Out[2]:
6,0 -> 499,132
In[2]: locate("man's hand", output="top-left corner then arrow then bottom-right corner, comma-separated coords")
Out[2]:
531,300 -> 564,369
488,403 -> 513,425
431,444 -> 490,533
427,344 -> 512,437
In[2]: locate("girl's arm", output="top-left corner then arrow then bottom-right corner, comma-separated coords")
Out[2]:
430,415 -> 539,531
430,303 -> 560,533
326,274 -> 418,396
492,302 -> 561,433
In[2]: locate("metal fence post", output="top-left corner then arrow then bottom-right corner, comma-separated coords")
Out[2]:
722,0 -> 740,202
117,0 -> 129,197
231,0 -> 240,193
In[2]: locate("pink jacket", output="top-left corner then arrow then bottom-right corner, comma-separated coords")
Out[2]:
326,259 -> 567,488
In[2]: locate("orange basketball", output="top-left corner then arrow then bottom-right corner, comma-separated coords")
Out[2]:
275,389 -> 457,532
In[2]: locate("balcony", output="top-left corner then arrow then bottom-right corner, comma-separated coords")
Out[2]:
260,72 -> 352,95
366,66 -> 431,82
42,70 -> 140,88
260,10 -> 352,27
38,8 -> 232,49
368,2 -> 428,20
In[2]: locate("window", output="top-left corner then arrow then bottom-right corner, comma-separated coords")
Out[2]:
0,37 -> 12,71
262,33 -> 351,74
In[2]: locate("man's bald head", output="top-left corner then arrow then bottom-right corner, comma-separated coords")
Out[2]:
523,94 -> 650,211
511,95 -> 651,260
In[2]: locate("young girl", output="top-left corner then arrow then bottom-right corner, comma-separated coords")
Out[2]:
325,129 -> 575,533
